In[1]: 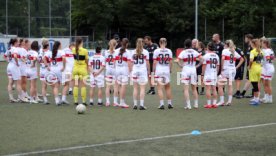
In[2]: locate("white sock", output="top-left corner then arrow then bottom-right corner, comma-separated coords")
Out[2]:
228,95 -> 232,103
9,93 -> 14,100
140,100 -> 144,106
220,96 -> 224,103
168,100 -> 172,105
213,99 -> 217,105
114,96 -> 118,104
269,95 -> 273,101
98,99 -> 102,103
30,96 -> 34,101
186,100 -> 191,107
134,100 -> 138,106
120,99 -> 125,105
106,97 -> 110,103
265,94 -> 269,100
43,96 -> 48,102
194,99 -> 198,106
55,97 -> 60,104
62,95 -> 66,101
207,100 -> 211,105
69,88 -> 72,91
90,99 -> 94,103
160,100 -> 164,106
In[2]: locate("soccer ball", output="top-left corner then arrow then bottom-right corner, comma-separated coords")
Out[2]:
76,104 -> 86,114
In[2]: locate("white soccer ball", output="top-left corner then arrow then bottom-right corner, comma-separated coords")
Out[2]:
76,104 -> 86,114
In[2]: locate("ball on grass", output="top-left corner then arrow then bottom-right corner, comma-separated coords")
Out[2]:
76,104 -> 86,114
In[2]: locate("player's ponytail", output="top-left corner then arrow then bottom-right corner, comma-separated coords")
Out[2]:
52,41 -> 60,60
75,37 -> 83,59
9,38 -> 18,47
159,38 -> 167,47
252,39 -> 261,53
31,41 -> 39,52
120,38 -> 129,55
109,39 -> 117,53
136,38 -> 143,56
225,40 -> 236,55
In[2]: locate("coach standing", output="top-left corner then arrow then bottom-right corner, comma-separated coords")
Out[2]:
212,34 -> 224,75
144,36 -> 159,95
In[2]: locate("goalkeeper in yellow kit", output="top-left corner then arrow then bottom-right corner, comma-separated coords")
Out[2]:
72,37 -> 89,105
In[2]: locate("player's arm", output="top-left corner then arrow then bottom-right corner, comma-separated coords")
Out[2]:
61,55 -> 66,72
169,58 -> 173,73
196,55 -> 203,69
31,55 -> 37,68
13,51 -> 19,67
236,56 -> 244,69
221,55 -> 225,72
248,53 -> 254,70
202,64 -> 206,76
43,55 -> 51,71
85,50 -> 89,71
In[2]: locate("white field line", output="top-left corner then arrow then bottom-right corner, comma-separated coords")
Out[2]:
4,122 -> 276,156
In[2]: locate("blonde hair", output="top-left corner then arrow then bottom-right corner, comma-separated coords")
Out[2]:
262,38 -> 271,49
109,39 -> 117,53
225,40 -> 236,54
251,39 -> 261,53
159,38 -> 167,46
136,38 -> 143,56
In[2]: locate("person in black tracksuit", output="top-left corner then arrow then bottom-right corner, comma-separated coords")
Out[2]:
212,34 -> 224,75
196,41 -> 206,95
233,47 -> 245,97
144,36 -> 159,95
238,34 -> 254,98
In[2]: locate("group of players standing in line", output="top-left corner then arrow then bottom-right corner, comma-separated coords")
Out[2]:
4,34 -> 275,110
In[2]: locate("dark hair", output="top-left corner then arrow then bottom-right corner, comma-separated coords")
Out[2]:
31,41 -> 39,51
245,34 -> 254,40
96,47 -> 102,53
69,42 -> 75,49
207,42 -> 216,51
9,38 -> 18,46
120,38 -> 129,55
198,42 -> 205,49
75,37 -> 83,59
184,39 -> 192,49
144,36 -> 152,41
24,39 -> 29,44
52,41 -> 61,60
19,38 -> 24,46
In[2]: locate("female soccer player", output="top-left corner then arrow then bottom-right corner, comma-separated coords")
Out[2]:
176,39 -> 201,109
38,39 -> 51,104
18,39 -> 28,100
202,42 -> 220,108
26,41 -> 39,104
72,38 -> 89,105
153,38 -> 173,109
114,38 -> 131,108
248,39 -> 263,105
130,38 -> 150,110
44,41 -> 66,105
63,43 -> 75,95
260,38 -> 274,103
105,39 -> 117,107
5,38 -> 27,103
217,40 -> 244,106
89,47 -> 105,106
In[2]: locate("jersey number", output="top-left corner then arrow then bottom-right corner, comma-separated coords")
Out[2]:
209,58 -> 218,69
133,54 -> 144,64
108,55 -> 114,65
158,54 -> 170,64
229,54 -> 234,64
187,54 -> 194,64
93,60 -> 101,70
26,55 -> 32,65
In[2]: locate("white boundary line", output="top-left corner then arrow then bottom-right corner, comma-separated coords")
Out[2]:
4,122 -> 276,156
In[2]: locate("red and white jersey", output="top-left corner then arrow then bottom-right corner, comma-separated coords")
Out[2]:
26,50 -> 38,68
130,49 -> 149,70
38,49 -> 51,70
104,50 -> 116,70
5,47 -> 20,65
63,47 -> 74,68
114,48 -> 131,68
153,48 -> 173,70
88,54 -> 106,75
222,49 -> 241,69
45,50 -> 65,69
178,49 -> 200,68
262,48 -> 274,68
203,52 -> 220,76
18,47 -> 28,66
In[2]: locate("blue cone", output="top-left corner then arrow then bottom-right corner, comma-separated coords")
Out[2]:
191,130 -> 201,136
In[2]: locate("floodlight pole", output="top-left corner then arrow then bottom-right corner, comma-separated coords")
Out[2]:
70,0 -> 72,40
49,0 -> 52,37
6,0 -> 8,35
195,0 -> 198,39
28,0 -> 31,37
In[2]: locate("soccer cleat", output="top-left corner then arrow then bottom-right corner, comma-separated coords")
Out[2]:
98,103 -> 103,106
199,91 -> 205,95
113,103 -> 119,107
250,100 -> 260,106
139,106 -> 147,110
43,101 -> 50,105
168,104 -> 174,109
30,100 -> 39,104
74,103 -> 79,105
158,105 -> 165,110
147,89 -> 155,95
62,100 -> 70,105
68,90 -> 73,95
56,102 -> 62,106
10,98 -> 19,103
120,104 -> 129,108
226,102 -> 231,106
133,105 -> 138,110
184,106 -> 192,110
216,102 -> 225,106
20,97 -> 29,103
83,103 -> 88,106
36,97 -> 43,103
90,102 -> 94,106
237,94 -> 244,99
211,104 -> 218,108
105,103 -> 110,107
245,95 -> 253,98
194,104 -> 199,109
204,104 -> 212,109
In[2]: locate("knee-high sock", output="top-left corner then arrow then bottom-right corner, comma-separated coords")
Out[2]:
81,87 -> 86,103
73,87 -> 78,103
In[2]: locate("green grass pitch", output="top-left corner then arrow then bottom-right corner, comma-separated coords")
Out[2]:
0,62 -> 275,156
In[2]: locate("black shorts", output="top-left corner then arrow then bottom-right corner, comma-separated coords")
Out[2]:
246,69 -> 249,80
235,65 -> 245,80
196,65 -> 202,76
149,53 -> 154,73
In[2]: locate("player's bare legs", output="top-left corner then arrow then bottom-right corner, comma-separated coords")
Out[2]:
183,84 -> 191,109
133,82 -> 139,107
113,81 -> 119,106
165,83 -> 173,109
157,82 -> 165,109
192,84 -> 199,108
89,86 -> 94,105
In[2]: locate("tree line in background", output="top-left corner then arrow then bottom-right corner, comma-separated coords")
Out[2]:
0,0 -> 275,50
